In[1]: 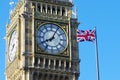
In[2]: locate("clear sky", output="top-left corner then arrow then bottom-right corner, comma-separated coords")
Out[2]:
0,0 -> 120,80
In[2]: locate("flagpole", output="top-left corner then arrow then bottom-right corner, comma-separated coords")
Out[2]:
95,27 -> 100,80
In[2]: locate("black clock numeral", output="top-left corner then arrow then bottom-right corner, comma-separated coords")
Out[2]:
60,39 -> 66,41
39,29 -> 44,33
59,43 -> 65,48
58,33 -> 64,36
50,47 -> 53,53
56,47 -> 60,52
39,41 -> 44,45
44,25 -> 49,30
50,24 -> 52,30
36,36 -> 44,38
44,45 -> 48,51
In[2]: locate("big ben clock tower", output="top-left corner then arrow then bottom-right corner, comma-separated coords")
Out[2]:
5,0 -> 80,80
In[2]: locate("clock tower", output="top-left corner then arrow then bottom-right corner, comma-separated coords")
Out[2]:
6,0 -> 80,80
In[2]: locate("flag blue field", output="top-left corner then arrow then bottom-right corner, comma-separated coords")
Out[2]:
0,0 -> 120,80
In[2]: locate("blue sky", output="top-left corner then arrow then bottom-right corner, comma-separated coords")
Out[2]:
0,0 -> 120,80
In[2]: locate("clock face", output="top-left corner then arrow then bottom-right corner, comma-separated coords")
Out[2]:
8,30 -> 18,62
36,23 -> 67,54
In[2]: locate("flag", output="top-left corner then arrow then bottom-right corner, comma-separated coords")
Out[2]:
77,29 -> 96,42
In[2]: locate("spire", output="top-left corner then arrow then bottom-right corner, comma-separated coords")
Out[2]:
69,0 -> 72,3
72,7 -> 77,18
50,0 -> 73,3
9,0 -> 15,15
9,0 -> 19,15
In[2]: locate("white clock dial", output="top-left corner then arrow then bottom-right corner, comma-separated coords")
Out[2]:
36,23 -> 67,54
8,30 -> 18,62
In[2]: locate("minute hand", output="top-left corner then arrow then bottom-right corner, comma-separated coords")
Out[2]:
41,28 -> 59,43
53,28 -> 59,37
49,28 -> 59,41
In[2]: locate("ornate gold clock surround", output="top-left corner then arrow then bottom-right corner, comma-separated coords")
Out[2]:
35,21 -> 69,56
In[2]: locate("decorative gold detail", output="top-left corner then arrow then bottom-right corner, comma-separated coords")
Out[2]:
37,22 -> 40,25
63,26 -> 66,29
37,47 -> 41,51
35,22 -> 68,55
63,51 -> 67,55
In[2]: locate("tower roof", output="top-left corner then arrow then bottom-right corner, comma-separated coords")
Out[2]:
55,0 -> 72,2
30,0 -> 73,3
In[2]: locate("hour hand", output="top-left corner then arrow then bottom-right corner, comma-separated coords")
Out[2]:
41,38 -> 51,43
12,44 -> 15,51
49,36 -> 55,41
41,39 -> 48,44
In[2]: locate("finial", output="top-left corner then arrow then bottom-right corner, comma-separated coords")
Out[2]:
9,0 -> 15,15
72,7 -> 77,18
69,0 -> 72,3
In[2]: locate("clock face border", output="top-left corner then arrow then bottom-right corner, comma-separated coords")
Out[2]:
35,22 -> 68,55
8,29 -> 18,62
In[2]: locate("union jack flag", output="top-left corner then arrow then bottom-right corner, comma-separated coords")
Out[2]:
77,29 -> 96,42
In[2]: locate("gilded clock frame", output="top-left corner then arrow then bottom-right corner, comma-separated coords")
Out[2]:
35,21 -> 69,56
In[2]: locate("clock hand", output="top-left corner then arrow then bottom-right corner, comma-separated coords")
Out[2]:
41,36 -> 55,43
40,36 -> 54,44
41,28 -> 59,43
49,28 -> 59,41
53,28 -> 59,38
12,44 -> 15,51
41,39 -> 49,43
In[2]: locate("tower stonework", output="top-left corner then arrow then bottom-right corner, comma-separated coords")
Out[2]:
5,0 -> 80,80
